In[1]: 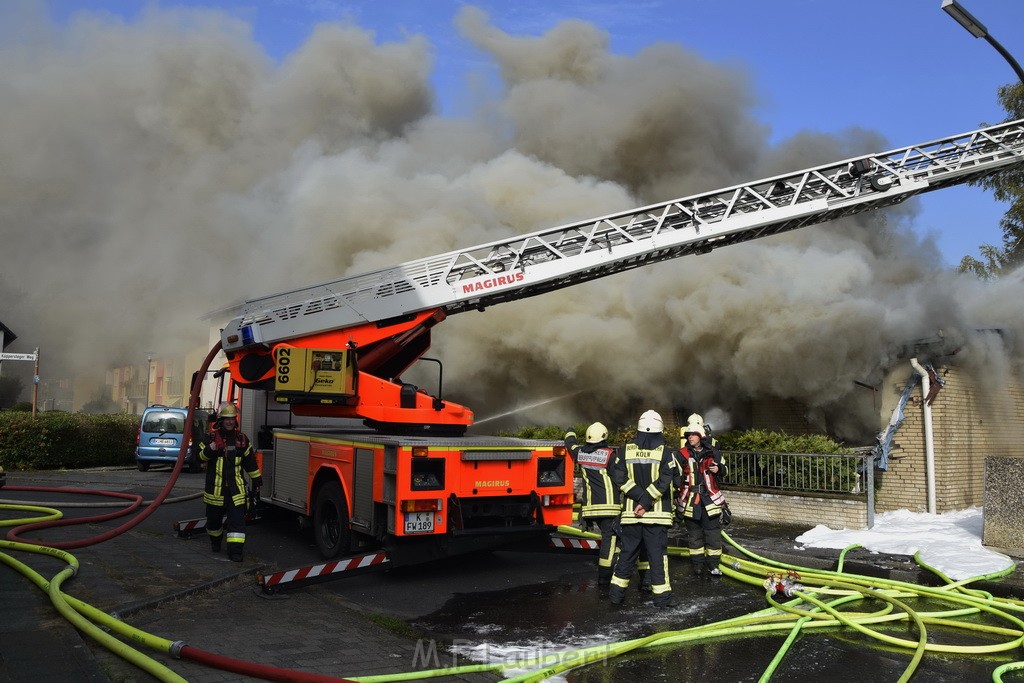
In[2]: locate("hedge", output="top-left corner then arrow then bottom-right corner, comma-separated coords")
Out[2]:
0,412 -> 140,471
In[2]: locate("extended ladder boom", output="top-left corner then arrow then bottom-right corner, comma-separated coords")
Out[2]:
223,119 -> 1024,352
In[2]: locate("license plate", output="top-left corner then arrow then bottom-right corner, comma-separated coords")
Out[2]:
151,438 -> 175,446
404,511 -> 434,534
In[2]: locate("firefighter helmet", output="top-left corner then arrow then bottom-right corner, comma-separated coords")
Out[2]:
218,404 -> 238,420
585,422 -> 608,444
637,410 -> 663,433
682,420 -> 705,437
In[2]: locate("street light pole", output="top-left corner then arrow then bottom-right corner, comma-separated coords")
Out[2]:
941,0 -> 1024,85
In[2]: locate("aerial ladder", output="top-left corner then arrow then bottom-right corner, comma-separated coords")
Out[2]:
221,118 -> 1024,434
204,119 -> 1024,584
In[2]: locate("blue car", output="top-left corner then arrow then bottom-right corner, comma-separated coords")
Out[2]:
135,405 -> 209,473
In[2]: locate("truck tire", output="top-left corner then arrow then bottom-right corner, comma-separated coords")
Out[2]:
313,480 -> 350,558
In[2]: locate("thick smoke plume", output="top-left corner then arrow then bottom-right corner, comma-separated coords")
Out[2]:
1,4 -> 1021,440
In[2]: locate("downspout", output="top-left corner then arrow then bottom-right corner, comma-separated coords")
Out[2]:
910,358 -> 936,513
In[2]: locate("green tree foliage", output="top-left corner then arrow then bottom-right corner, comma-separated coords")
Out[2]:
960,82 -> 1024,278
0,376 -> 24,409
80,387 -> 121,414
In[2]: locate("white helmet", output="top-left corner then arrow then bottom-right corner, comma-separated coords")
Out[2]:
637,410 -> 663,433
682,421 -> 706,438
585,422 -> 608,444
687,413 -> 705,427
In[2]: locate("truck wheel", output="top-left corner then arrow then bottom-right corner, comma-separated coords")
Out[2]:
137,461 -> 150,472
313,481 -> 350,558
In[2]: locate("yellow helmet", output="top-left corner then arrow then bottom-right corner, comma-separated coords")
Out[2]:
585,422 -> 608,444
217,404 -> 238,419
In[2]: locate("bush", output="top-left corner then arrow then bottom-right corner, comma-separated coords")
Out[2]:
715,429 -> 852,454
0,412 -> 140,471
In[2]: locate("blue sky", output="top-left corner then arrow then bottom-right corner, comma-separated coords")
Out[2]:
47,0 -> 1024,267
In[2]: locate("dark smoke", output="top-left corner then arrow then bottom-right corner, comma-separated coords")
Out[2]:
1,4 -> 1020,441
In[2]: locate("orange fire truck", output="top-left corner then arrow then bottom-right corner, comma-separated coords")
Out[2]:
210,118 -> 1024,564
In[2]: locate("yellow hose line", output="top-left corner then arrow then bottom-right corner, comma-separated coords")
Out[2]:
993,661 -> 1024,682
1,503 -> 187,681
790,587 -> 928,683
0,503 -> 63,526
0,541 -> 186,682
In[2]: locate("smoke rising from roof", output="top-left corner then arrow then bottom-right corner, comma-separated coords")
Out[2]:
1,4 -> 1020,440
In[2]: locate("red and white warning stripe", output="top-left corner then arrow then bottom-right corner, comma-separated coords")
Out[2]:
549,537 -> 601,550
259,551 -> 390,590
174,518 -> 207,535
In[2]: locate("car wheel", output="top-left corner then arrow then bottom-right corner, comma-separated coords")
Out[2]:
313,480 -> 350,559
137,461 -> 150,472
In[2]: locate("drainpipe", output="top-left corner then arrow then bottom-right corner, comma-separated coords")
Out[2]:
910,358 -> 936,513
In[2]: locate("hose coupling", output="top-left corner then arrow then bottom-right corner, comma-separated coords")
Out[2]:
170,640 -> 186,658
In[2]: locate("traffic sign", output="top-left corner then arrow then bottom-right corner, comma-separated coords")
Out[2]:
0,353 -> 37,361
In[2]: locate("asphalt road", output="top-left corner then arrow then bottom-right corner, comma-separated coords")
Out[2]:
3,466 -> 1021,682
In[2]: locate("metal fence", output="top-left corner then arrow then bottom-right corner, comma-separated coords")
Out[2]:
721,450 -> 877,527
720,451 -> 861,494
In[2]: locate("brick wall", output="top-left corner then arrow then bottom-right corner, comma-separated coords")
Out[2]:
751,398 -> 824,435
876,365 -> 1024,513
727,490 -> 867,529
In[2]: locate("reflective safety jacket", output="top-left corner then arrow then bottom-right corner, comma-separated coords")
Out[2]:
199,428 -> 262,507
676,442 -> 728,520
565,435 -> 622,518
610,433 -> 676,526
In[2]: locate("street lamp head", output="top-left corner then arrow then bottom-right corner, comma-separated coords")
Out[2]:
941,0 -> 988,39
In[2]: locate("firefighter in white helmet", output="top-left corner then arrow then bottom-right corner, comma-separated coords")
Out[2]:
607,410 -> 680,608
564,422 -> 623,594
199,403 -> 262,562
676,417 -> 728,577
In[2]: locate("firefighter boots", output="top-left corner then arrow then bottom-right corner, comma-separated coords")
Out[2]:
656,595 -> 681,609
210,536 -> 222,553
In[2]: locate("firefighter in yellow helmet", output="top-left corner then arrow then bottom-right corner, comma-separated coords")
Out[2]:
607,410 -> 680,609
564,422 -> 622,594
199,404 -> 262,562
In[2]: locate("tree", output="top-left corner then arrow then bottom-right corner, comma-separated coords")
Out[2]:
0,376 -> 25,409
80,387 -> 120,414
960,82 -> 1024,278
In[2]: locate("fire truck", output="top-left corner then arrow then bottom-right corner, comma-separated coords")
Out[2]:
209,118 -> 1024,564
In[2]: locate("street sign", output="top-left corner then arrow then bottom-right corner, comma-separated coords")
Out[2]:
0,353 -> 37,361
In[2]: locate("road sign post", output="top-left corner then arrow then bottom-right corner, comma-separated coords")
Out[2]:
0,349 -> 39,416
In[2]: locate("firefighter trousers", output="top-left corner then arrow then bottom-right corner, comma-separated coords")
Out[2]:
609,523 -> 672,606
206,497 -> 247,559
684,512 -> 723,574
592,516 -> 619,585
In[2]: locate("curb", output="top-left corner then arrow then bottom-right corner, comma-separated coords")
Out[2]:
109,563 -> 272,620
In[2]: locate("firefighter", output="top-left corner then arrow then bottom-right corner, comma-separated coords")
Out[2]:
199,404 -> 262,562
608,410 -> 680,609
564,422 -> 624,594
676,417 -> 729,577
